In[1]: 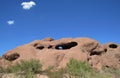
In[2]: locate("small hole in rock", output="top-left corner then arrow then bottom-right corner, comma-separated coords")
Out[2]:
105,65 -> 110,68
33,43 -> 38,47
3,53 -> 20,61
90,51 -> 101,56
48,45 -> 52,49
36,46 -> 44,50
104,49 -> 107,52
109,44 -> 118,48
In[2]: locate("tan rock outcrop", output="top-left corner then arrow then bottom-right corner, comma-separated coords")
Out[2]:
101,43 -> 120,68
0,37 -> 120,70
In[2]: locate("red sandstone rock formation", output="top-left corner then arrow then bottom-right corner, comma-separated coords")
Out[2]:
0,37 -> 120,70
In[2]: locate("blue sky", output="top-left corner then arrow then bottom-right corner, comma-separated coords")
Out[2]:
0,0 -> 120,56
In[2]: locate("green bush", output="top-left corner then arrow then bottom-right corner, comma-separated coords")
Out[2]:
67,58 -> 113,78
0,66 -> 4,73
6,59 -> 42,73
67,58 -> 92,76
25,72 -> 34,78
6,59 -> 42,78
44,58 -> 113,78
103,67 -> 120,78
0,58 -> 118,78
46,68 -> 67,78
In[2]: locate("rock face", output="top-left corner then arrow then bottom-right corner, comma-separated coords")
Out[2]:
0,37 -> 120,70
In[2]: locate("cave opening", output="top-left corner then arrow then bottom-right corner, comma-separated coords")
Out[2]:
55,42 -> 78,50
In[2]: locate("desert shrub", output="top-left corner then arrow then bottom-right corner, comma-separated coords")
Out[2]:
1,58 -> 116,78
103,67 -> 120,78
93,71 -> 113,78
46,68 -> 67,78
6,59 -> 42,73
0,66 -> 4,73
67,58 -> 92,76
43,66 -> 54,73
67,58 -> 113,78
44,58 -> 113,78
6,59 -> 42,78
43,65 -> 68,78
25,72 -> 34,78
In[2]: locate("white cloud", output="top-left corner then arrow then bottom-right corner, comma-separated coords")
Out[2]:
7,20 -> 14,25
21,1 -> 36,10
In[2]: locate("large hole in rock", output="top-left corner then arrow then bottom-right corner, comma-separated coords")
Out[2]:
109,44 -> 118,48
55,42 -> 78,50
3,53 -> 20,61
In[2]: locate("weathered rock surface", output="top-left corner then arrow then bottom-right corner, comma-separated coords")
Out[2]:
102,43 -> 120,68
0,37 -> 120,70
